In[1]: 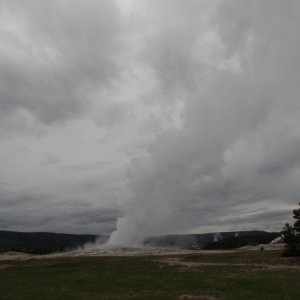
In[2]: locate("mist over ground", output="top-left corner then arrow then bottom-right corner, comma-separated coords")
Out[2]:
0,0 -> 299,245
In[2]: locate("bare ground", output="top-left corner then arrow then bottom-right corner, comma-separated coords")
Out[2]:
159,256 -> 300,271
0,251 -> 32,261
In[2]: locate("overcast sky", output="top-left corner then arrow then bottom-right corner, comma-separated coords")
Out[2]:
0,0 -> 299,240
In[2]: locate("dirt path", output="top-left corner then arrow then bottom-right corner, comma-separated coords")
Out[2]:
159,257 -> 300,271
0,251 -> 32,261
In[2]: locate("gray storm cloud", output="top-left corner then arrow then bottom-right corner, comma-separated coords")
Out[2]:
109,0 -> 300,245
0,0 -> 122,125
1,0 -> 300,238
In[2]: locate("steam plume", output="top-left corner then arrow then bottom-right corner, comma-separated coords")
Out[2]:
109,0 -> 300,246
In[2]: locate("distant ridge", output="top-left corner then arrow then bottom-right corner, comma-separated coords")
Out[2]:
203,231 -> 280,250
0,230 -> 108,254
0,230 -> 281,254
143,231 -> 280,249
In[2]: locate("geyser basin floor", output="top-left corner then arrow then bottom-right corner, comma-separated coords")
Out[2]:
1,250 -> 300,300
54,246 -> 212,257
52,243 -> 284,258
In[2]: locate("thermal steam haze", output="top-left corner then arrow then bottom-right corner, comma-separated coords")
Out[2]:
0,1 -> 300,245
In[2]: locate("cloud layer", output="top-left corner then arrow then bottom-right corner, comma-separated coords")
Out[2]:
0,0 -> 299,239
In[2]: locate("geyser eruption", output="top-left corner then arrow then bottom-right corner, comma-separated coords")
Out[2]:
109,0 -> 300,246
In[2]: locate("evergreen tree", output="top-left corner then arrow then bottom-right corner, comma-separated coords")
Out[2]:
281,223 -> 298,254
281,203 -> 300,256
293,203 -> 300,235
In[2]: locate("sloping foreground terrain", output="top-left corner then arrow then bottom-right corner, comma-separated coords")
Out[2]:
0,249 -> 300,299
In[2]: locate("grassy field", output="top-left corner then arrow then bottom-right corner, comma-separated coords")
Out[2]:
1,250 -> 300,299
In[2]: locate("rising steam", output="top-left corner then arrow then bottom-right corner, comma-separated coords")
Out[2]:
108,0 -> 300,246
